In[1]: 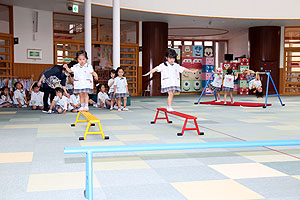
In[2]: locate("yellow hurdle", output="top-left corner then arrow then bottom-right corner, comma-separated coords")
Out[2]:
71,111 -> 109,140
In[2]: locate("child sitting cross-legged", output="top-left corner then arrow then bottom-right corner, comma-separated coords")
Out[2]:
68,92 -> 81,112
47,87 -> 68,114
29,82 -> 44,110
97,84 -> 111,109
0,86 -> 13,108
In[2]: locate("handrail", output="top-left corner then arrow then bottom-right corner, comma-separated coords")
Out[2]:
64,140 -> 300,154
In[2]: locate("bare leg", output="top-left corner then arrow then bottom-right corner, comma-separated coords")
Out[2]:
224,91 -> 227,103
84,93 -> 89,106
217,92 -> 221,101
79,93 -> 84,105
167,90 -> 174,107
118,97 -> 122,109
123,97 -> 127,107
230,92 -> 234,103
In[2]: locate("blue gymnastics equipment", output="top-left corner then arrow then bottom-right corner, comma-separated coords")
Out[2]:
64,139 -> 300,200
194,73 -> 217,105
195,71 -> 285,108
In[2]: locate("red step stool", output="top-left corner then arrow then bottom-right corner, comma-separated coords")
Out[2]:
151,108 -> 204,136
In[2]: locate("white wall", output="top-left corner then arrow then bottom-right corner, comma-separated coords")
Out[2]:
13,6 -> 53,64
86,0 -> 300,19
228,31 -> 249,58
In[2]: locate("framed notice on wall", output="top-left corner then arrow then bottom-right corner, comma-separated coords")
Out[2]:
27,49 -> 42,59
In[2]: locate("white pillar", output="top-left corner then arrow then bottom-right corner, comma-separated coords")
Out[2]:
113,0 -> 120,69
85,0 -> 92,62
279,26 -> 285,69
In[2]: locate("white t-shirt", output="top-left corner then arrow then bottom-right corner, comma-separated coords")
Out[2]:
114,77 -> 128,93
108,78 -> 115,93
97,91 -> 109,106
30,91 -> 44,107
223,74 -> 237,88
71,63 -> 94,90
156,62 -> 184,89
68,94 -> 80,111
53,96 -> 68,110
1,94 -> 12,104
211,73 -> 223,88
13,89 -> 26,105
249,80 -> 262,90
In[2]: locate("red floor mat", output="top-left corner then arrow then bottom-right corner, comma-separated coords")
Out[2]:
199,101 -> 272,107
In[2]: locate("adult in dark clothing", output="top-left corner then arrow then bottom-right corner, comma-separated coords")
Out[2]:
37,61 -> 77,111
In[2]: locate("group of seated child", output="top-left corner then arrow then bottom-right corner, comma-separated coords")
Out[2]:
208,68 -> 263,104
0,74 -> 121,113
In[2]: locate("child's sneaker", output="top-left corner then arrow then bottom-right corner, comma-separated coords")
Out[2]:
231,101 -> 234,104
47,110 -> 52,114
224,102 -> 227,104
118,108 -> 122,112
22,105 -> 27,108
167,107 -> 175,112
83,106 -> 89,111
114,105 -> 118,110
110,107 -> 113,111
123,107 -> 129,111
78,107 -> 84,112
216,100 -> 221,102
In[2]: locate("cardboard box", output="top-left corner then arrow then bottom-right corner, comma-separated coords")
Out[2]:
202,65 -> 214,73
182,45 -> 193,57
222,63 -> 232,70
181,70 -> 201,81
181,80 -> 201,92
201,72 -> 213,80
193,46 -> 203,57
181,57 -> 203,69
239,80 -> 249,88
239,88 -> 249,95
203,46 -> 214,57
239,65 -> 250,72
203,57 -> 214,65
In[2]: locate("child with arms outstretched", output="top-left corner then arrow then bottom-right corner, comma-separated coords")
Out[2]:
143,48 -> 198,112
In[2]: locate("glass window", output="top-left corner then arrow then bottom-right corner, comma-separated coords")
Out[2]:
204,41 -> 213,46
53,14 -> 97,41
184,41 -> 192,45
168,41 -> 172,48
100,19 -> 112,42
194,41 -> 203,45
0,5 -> 10,34
120,21 -> 137,43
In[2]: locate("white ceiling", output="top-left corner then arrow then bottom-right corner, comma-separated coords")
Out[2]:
2,0 -> 300,40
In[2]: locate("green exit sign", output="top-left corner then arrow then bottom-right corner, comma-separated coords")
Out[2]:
30,52 -> 40,57
72,4 -> 78,13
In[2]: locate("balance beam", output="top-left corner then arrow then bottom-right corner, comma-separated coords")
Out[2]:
64,139 -> 300,200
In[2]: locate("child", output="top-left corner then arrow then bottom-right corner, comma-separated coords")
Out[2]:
68,92 -> 81,112
29,82 -> 44,110
13,82 -> 28,108
108,69 -> 117,110
0,86 -> 13,108
97,84 -> 111,109
48,87 -> 68,114
243,69 -> 263,98
223,68 -> 238,104
143,48 -> 197,112
114,67 -> 129,111
64,50 -> 98,111
208,68 -> 223,102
